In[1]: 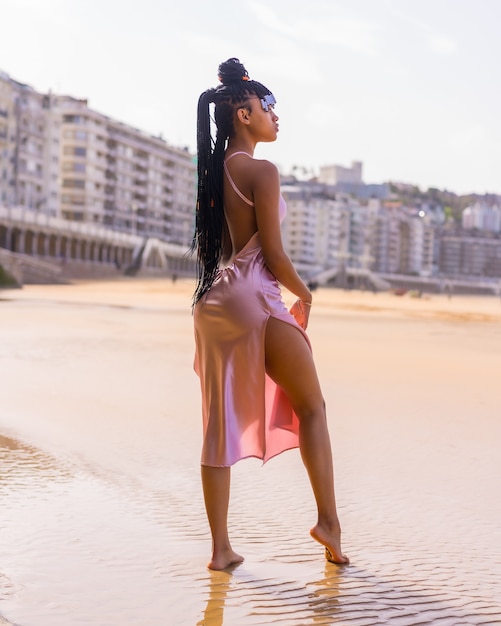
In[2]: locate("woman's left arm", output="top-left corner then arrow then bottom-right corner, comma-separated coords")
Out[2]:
252,161 -> 312,328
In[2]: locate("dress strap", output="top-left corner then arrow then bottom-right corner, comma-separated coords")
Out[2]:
225,151 -> 253,162
223,152 -> 254,207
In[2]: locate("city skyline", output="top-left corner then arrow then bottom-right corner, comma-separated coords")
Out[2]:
1,0 -> 500,195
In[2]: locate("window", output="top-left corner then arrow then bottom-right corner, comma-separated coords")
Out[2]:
63,115 -> 86,124
64,146 -> 87,157
63,162 -> 86,173
62,179 -> 85,189
63,130 -> 88,140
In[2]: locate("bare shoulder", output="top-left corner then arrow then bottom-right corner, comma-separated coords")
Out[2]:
249,158 -> 279,189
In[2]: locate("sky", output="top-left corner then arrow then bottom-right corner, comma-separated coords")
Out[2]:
1,0 -> 500,195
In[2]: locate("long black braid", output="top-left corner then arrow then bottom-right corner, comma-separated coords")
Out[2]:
191,58 -> 273,305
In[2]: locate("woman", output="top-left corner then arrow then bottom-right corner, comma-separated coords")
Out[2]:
193,58 -> 349,570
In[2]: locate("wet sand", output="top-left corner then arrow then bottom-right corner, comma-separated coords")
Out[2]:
1,279 -> 500,625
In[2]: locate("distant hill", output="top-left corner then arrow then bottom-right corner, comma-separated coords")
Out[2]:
388,183 -> 501,223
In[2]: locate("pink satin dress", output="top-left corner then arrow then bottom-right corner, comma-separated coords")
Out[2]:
194,152 -> 311,467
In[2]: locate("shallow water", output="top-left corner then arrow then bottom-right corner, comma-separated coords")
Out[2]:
1,426 -> 500,626
1,285 -> 501,625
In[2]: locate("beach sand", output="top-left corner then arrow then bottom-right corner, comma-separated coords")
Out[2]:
0,279 -> 500,625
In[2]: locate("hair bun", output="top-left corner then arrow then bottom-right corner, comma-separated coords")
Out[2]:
217,58 -> 249,84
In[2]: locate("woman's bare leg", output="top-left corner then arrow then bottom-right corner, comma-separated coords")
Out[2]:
265,317 -> 349,564
201,465 -> 244,570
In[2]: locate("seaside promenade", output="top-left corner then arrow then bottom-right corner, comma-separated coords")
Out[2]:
0,205 -> 194,285
1,279 -> 500,625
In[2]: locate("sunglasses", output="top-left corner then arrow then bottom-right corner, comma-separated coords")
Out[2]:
260,94 -> 276,112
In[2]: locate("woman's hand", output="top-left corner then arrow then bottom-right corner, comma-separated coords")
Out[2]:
290,299 -> 311,330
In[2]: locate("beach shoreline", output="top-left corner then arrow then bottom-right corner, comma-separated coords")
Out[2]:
3,275 -> 501,318
1,279 -> 500,625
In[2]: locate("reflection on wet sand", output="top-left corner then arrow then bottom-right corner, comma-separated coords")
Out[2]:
307,561 -> 343,621
197,569 -> 233,626
0,613 -> 15,626
0,434 -> 64,620
1,280 -> 500,625
0,432 -> 72,605
0,572 -> 18,603
194,556 -> 501,625
0,432 -> 72,492
193,561 -> 345,625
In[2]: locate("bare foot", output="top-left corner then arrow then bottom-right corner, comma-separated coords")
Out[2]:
310,524 -> 349,565
208,548 -> 244,571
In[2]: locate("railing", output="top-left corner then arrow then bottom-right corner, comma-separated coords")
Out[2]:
380,272 -> 501,293
0,205 -> 143,246
0,247 -> 64,285
0,248 -> 22,285
1,204 -> 194,282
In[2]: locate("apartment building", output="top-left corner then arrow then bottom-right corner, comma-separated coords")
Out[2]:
0,71 -> 60,213
439,230 -> 501,277
0,72 -> 15,207
318,161 -> 363,186
280,178 -> 435,280
53,95 -> 196,245
462,201 -> 501,233
317,161 -> 390,199
281,178 -> 499,283
368,203 -> 434,276
281,186 -> 322,271
280,184 -> 350,274
0,70 -> 196,247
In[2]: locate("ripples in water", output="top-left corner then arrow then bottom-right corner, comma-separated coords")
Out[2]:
1,431 -> 500,626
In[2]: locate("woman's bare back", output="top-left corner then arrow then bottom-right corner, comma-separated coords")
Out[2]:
223,152 -> 259,257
